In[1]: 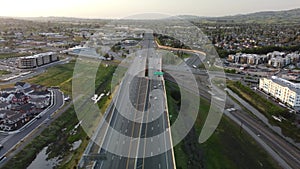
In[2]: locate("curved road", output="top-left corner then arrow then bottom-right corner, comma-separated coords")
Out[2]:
0,89 -> 64,165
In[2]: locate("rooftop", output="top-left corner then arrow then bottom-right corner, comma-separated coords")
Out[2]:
271,76 -> 300,94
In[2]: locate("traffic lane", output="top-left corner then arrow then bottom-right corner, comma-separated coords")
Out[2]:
100,56 -> 147,152
141,83 -> 173,168
123,36 -> 156,168
231,111 -> 300,169
142,122 -> 171,169
225,111 -> 292,169
125,78 -> 149,169
143,151 -> 173,169
98,33 -> 169,168
100,106 -> 141,168
98,109 -> 126,169
99,79 -> 146,168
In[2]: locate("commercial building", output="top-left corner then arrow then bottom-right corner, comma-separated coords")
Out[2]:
17,52 -> 59,69
259,76 -> 300,107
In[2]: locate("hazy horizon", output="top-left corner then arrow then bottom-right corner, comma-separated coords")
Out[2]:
0,0 -> 300,19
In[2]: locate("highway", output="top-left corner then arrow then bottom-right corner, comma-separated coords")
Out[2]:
0,89 -> 64,165
162,66 -> 300,169
226,89 -> 300,169
81,33 -> 176,169
81,31 -> 300,169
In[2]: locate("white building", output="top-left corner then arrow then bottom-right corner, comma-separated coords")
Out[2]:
259,76 -> 300,107
267,51 -> 300,68
17,52 -> 59,69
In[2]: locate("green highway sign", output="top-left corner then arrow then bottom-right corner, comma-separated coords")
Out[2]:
154,71 -> 164,76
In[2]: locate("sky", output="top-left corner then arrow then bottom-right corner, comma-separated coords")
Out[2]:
0,0 -> 300,18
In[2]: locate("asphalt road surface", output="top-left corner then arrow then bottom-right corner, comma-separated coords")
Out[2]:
81,33 -> 176,169
0,89 -> 64,164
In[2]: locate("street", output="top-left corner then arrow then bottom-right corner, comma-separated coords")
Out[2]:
0,89 -> 64,166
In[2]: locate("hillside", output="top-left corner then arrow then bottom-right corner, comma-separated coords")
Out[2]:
180,8 -> 300,24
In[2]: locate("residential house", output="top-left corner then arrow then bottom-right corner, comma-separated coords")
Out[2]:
15,82 -> 31,91
30,84 -> 48,92
0,93 -> 14,103
28,91 -> 50,99
0,103 -> 11,110
28,97 -> 50,109
11,92 -> 29,104
23,87 -> 34,95
0,88 -> 17,94
0,110 -> 23,131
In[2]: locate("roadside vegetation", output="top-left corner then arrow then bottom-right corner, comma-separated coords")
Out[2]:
26,60 -> 76,95
2,59 -> 116,169
0,69 -> 11,76
224,69 -> 236,74
154,33 -> 190,49
227,80 -> 300,142
26,59 -> 116,95
165,81 -> 281,169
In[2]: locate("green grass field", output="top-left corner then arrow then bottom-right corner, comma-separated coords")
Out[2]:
2,59 -> 117,169
26,59 -> 116,95
0,69 -> 11,76
165,81 -> 281,169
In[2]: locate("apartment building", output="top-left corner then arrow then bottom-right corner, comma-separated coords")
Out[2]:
17,52 -> 59,69
227,53 -> 268,65
259,76 -> 300,107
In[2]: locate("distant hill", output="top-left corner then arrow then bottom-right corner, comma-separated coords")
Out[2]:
180,8 -> 300,24
1,8 -> 300,24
